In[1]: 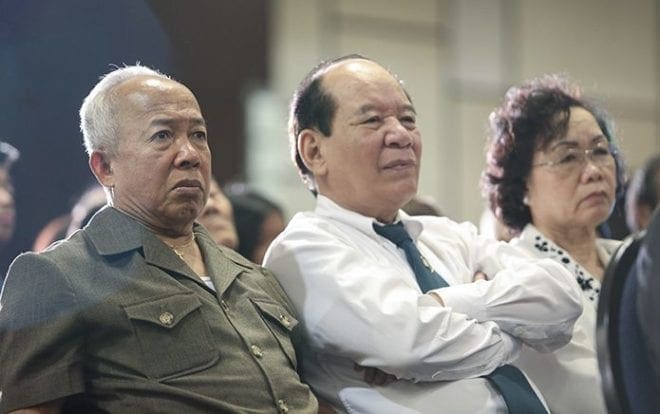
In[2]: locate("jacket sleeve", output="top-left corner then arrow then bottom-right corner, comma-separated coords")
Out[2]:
0,252 -> 85,412
425,219 -> 583,352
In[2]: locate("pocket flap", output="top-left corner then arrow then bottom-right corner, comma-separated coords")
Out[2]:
124,293 -> 202,329
251,298 -> 298,332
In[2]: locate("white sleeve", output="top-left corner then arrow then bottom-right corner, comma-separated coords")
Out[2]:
425,220 -> 583,352
263,222 -> 521,382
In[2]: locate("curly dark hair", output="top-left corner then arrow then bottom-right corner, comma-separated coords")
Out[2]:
481,74 -> 625,232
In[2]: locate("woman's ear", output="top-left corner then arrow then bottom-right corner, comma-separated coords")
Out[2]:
89,151 -> 115,188
298,129 -> 328,177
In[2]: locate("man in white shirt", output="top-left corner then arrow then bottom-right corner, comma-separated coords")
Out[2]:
263,55 -> 582,413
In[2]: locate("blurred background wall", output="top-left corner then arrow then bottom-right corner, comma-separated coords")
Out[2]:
1,0 -> 658,269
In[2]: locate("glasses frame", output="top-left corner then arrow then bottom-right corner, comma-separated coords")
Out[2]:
532,142 -> 616,172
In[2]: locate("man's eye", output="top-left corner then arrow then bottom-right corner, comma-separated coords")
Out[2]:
364,116 -> 380,124
192,131 -> 207,140
400,116 -> 417,127
152,131 -> 171,140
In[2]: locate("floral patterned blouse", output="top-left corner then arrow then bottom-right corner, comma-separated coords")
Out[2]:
511,224 -> 621,304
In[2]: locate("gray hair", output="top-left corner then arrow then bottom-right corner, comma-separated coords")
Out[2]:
79,64 -> 169,156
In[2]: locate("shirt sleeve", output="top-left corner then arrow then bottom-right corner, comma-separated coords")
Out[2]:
263,222 -> 522,382
425,219 -> 583,352
0,252 -> 85,412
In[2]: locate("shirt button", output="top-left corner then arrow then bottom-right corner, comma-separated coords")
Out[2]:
279,314 -> 291,327
251,345 -> 264,358
159,311 -> 174,326
277,399 -> 289,413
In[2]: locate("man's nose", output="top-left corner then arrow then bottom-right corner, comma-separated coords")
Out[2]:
176,137 -> 202,167
384,118 -> 413,147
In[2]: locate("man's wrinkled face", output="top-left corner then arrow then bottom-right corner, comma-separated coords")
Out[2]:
312,59 -> 422,222
105,76 -> 211,231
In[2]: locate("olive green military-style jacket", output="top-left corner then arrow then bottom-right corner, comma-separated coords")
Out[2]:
0,206 -> 317,413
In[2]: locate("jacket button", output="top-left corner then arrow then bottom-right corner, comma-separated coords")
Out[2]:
159,311 -> 174,326
250,345 -> 264,358
277,399 -> 289,413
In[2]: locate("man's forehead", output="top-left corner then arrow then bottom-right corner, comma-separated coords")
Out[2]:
116,77 -> 200,113
116,76 -> 194,104
323,62 -> 412,113
323,59 -> 396,86
323,60 -> 408,103
117,74 -> 178,92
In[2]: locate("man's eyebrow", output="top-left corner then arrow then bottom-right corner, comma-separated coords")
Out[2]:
403,103 -> 417,114
191,117 -> 207,127
355,104 -> 377,116
149,116 -> 207,127
354,103 -> 417,115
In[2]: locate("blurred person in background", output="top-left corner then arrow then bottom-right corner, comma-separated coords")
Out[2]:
66,184 -> 107,237
197,176 -> 239,250
482,74 -> 625,413
32,214 -> 71,252
32,184 -> 106,252
225,184 -> 285,264
0,142 -> 19,250
0,141 -> 19,277
626,153 -> 660,233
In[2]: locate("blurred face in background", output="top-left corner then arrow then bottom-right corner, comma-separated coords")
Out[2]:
198,178 -> 239,249
0,167 -> 16,247
251,210 -> 285,265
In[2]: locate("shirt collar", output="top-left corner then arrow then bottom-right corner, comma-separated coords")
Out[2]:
315,194 -> 424,240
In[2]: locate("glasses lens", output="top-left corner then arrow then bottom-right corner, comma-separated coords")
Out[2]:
590,144 -> 613,165
548,142 -> 613,174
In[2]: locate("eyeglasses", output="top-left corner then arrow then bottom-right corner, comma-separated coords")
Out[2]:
533,140 -> 615,175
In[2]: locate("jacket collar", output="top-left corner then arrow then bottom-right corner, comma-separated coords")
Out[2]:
83,207 -> 255,295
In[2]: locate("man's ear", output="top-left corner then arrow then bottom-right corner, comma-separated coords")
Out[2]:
298,129 -> 328,177
89,151 -> 115,187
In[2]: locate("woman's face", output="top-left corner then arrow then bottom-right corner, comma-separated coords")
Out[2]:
526,107 -> 617,236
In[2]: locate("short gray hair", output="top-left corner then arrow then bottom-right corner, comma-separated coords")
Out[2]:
79,64 -> 169,156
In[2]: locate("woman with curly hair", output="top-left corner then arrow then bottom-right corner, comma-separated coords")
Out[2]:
482,74 -> 625,413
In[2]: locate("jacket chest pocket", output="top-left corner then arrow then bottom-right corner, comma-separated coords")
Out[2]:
123,293 -> 218,380
250,298 -> 299,368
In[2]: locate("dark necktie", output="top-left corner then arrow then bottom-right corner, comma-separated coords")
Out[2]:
372,222 -> 548,414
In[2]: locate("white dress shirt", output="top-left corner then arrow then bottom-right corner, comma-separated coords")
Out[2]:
509,224 -> 621,414
264,196 -> 582,414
